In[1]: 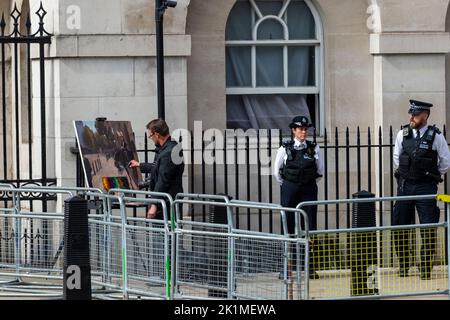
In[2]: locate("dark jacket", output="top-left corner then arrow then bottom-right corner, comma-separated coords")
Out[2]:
281,140 -> 318,184
398,125 -> 440,182
140,137 -> 184,203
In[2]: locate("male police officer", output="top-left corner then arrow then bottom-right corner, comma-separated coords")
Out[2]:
393,100 -> 450,279
274,115 -> 324,279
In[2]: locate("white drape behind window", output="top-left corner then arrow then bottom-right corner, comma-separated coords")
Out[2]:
225,0 -> 319,134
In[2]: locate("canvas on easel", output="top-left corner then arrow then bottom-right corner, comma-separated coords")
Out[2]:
73,120 -> 142,192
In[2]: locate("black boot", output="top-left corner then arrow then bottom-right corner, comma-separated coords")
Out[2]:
419,227 -> 436,280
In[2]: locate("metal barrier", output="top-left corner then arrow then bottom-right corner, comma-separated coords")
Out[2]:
0,185 -> 175,300
172,194 -> 310,300
297,194 -> 450,300
1,184 -> 449,300
0,186 -> 75,297
85,190 -> 172,300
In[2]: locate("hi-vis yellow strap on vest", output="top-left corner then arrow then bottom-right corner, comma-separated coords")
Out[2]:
436,194 -> 450,203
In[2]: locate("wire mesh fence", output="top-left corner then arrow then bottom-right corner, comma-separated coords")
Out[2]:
0,186 -> 448,300
125,218 -> 169,299
89,217 -> 124,293
174,221 -> 230,299
233,232 -> 308,300
308,224 -> 448,299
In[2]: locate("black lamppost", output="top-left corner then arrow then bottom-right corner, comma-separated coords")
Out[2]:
155,0 -> 177,120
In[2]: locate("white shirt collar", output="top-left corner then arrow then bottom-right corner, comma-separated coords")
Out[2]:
293,138 -> 307,148
415,125 -> 428,138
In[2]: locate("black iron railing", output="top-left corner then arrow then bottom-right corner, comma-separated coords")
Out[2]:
0,3 -> 54,268
75,125 -> 450,233
0,3 -> 55,197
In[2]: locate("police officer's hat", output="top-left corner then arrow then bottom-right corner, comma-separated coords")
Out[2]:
289,116 -> 313,129
408,99 -> 433,115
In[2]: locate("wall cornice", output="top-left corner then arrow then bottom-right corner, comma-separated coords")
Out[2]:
370,32 -> 450,55
34,34 -> 191,59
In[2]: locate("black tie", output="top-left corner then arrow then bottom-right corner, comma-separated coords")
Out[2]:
415,130 -> 421,141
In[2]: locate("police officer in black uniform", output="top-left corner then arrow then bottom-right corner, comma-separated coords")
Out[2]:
393,100 -> 450,279
274,115 -> 324,279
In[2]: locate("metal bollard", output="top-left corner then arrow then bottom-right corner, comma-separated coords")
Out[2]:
63,196 -> 92,300
350,190 -> 379,297
208,195 -> 230,298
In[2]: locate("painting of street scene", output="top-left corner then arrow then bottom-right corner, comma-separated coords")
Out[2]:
74,120 -> 142,192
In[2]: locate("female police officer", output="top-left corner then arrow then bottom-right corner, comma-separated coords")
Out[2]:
273,115 -> 324,279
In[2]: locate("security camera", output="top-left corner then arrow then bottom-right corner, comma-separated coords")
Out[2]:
165,0 -> 177,8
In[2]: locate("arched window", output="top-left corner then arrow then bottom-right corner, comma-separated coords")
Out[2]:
225,0 -> 323,134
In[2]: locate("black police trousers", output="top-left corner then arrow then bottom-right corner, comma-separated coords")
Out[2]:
280,179 -> 318,275
281,180 -> 318,235
393,179 -> 440,274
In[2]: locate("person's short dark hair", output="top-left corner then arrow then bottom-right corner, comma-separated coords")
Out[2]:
146,119 -> 170,136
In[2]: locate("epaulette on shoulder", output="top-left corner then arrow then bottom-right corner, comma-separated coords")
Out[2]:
402,125 -> 410,137
430,124 -> 441,135
282,140 -> 294,148
401,124 -> 410,130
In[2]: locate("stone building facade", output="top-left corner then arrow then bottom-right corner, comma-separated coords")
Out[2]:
1,0 -> 450,218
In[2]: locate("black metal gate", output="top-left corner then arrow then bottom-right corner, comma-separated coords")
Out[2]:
0,3 -> 55,197
0,3 -> 56,267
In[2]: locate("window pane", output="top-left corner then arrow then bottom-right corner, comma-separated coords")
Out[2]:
256,47 -> 283,87
226,46 -> 252,87
288,46 -> 315,86
255,0 -> 283,16
257,19 -> 284,40
226,94 -> 315,134
287,0 -> 316,39
225,0 -> 252,41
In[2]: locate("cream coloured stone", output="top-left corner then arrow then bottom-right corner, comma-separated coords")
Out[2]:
165,95 -> 189,132
370,33 -> 450,55
54,137 -> 78,180
31,59 -> 59,98
382,55 -> 446,93
58,0 -> 122,35
55,97 -> 101,138
121,0 -> 190,35
378,0 -> 449,33
315,0 -> 371,35
134,57 -> 187,97
45,35 -> 191,58
48,36 -> 78,59
77,35 -> 191,58
58,58 -> 134,98
326,34 -> 374,130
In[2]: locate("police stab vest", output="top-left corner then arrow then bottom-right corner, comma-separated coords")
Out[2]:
398,124 -> 440,182
281,140 -> 318,184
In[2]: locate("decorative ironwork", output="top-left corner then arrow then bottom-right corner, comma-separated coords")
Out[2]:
1,1 -> 54,213
0,1 -> 52,42
25,13 -> 31,36
10,3 -> 21,37
0,179 -> 57,201
0,14 -> 6,36
34,1 -> 51,37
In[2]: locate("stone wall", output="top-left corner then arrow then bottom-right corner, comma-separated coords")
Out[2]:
28,0 -> 190,187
